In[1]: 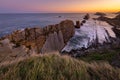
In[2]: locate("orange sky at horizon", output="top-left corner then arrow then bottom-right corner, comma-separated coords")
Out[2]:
29,0 -> 120,13
0,0 -> 120,13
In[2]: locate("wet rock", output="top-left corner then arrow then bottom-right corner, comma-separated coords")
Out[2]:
83,13 -> 90,20
58,16 -> 62,18
75,21 -> 80,28
96,14 -> 120,38
81,20 -> 86,24
97,14 -> 120,28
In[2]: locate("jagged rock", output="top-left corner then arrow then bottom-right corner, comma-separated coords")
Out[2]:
2,20 -> 75,54
81,20 -> 86,24
41,20 -> 75,53
41,31 -> 65,53
0,20 -> 75,64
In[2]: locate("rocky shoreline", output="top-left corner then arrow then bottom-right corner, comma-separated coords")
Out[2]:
0,20 -> 75,64
0,13 -> 120,67
60,13 -> 120,68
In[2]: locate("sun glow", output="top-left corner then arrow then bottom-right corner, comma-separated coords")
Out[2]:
0,0 -> 120,13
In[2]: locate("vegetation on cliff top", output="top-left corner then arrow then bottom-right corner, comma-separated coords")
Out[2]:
0,53 -> 120,80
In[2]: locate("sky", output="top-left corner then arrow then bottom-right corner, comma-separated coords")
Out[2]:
0,0 -> 120,13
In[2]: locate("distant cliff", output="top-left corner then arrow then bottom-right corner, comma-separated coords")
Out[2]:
97,14 -> 120,38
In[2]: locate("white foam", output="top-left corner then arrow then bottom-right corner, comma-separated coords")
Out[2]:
62,19 -> 116,52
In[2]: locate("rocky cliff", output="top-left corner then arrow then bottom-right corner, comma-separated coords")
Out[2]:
0,20 -> 75,64
0,20 -> 75,54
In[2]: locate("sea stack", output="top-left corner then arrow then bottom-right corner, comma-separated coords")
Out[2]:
75,21 -> 80,28
83,13 -> 90,20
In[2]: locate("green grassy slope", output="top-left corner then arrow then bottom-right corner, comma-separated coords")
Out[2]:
0,53 -> 120,80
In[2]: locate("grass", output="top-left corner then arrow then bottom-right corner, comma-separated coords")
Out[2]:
79,48 -> 120,62
0,53 -> 120,80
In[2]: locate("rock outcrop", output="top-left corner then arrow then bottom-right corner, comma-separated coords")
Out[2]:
115,11 -> 120,14
97,14 -> 120,28
0,39 -> 28,64
1,20 -> 75,54
41,20 -> 75,53
83,13 -> 90,20
0,20 -> 75,64
62,14 -> 120,57
75,21 -> 81,28
96,14 -> 120,38
95,12 -> 106,16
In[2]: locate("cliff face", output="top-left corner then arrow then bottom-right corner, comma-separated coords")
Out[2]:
41,20 -> 75,53
2,20 -> 75,54
41,31 -> 65,53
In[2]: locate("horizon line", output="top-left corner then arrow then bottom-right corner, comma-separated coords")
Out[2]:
0,12 -> 116,14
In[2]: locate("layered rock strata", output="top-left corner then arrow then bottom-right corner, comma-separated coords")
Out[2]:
0,20 -> 75,64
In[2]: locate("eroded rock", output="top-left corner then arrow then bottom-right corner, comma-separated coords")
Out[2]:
1,20 -> 75,54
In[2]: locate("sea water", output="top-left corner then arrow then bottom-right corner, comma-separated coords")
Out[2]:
0,13 -> 117,51
0,13 -> 85,37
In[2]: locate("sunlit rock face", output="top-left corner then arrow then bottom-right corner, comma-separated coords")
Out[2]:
1,20 -> 75,53
62,19 -> 116,52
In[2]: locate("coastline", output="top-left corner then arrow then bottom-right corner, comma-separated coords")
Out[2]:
0,13 -> 120,67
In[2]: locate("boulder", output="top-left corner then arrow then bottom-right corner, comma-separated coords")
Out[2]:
75,21 -> 80,28
83,13 -> 90,20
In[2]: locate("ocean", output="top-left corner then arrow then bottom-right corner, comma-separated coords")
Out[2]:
0,13 -> 86,37
0,13 -> 117,51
